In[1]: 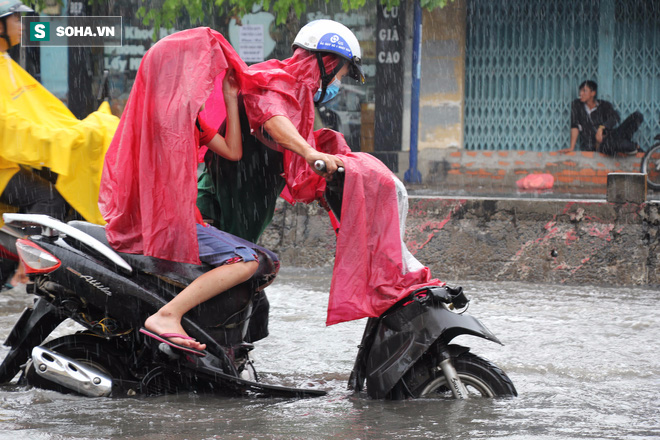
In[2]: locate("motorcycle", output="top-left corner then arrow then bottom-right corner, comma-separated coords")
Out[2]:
0,159 -> 516,400
319,161 -> 517,399
0,213 -> 324,398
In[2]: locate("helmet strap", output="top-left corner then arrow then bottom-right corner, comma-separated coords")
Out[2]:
314,52 -> 346,106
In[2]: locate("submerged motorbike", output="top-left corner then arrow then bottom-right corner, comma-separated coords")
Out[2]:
320,161 -> 517,399
0,213 -> 324,398
0,168 -> 516,401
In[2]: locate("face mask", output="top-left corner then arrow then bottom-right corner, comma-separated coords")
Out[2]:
314,77 -> 341,104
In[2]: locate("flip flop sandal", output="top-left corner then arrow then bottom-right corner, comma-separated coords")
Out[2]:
139,328 -> 206,357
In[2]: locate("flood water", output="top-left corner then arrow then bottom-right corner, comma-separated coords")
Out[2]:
1,268 -> 659,440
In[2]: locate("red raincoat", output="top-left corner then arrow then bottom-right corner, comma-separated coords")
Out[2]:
312,130 -> 439,325
99,28 -> 244,263
234,45 -> 340,204
99,27 -> 438,324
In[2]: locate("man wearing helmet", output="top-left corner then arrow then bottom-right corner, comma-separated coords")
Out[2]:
292,19 -> 365,104
198,19 -> 366,240
234,21 -> 440,327
242,19 -> 364,183
0,0 -> 30,49
1,1 -> 66,222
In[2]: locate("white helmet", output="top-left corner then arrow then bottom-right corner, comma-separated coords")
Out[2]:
0,0 -> 33,18
293,19 -> 364,84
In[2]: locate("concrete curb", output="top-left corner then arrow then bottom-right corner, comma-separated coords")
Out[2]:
394,148 -> 645,192
259,196 -> 660,287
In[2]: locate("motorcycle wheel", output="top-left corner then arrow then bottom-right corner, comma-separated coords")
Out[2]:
140,366 -> 187,397
24,334 -> 133,394
391,349 -> 517,399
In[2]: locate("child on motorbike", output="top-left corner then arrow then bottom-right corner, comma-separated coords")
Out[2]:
100,25 -> 353,355
99,38 -> 258,355
138,70 -> 260,354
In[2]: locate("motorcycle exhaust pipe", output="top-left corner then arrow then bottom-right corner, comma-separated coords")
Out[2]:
31,346 -> 113,397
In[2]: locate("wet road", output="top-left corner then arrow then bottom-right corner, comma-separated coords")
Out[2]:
1,268 -> 659,440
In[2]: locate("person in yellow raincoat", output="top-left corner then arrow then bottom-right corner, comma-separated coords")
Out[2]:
0,0 -> 119,287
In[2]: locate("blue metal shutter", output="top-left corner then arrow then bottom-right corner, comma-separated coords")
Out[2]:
611,0 -> 660,150
464,0 -> 659,151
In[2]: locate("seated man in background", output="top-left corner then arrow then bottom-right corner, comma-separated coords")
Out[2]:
563,80 -> 644,155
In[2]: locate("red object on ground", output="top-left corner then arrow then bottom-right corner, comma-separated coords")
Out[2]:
516,173 -> 555,190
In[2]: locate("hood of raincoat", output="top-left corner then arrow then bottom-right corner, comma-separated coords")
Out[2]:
99,27 -> 246,264
0,52 -> 118,225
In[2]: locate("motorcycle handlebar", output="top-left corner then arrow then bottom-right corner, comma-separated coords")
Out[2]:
314,160 -> 345,174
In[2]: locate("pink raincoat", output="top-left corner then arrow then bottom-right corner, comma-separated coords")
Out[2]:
100,27 -> 332,263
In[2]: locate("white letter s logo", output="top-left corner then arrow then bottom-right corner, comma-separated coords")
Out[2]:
35,24 -> 46,39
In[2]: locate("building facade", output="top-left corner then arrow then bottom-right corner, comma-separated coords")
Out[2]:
18,0 -> 660,179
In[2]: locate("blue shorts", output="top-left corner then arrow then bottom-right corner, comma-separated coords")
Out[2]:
196,224 -> 258,266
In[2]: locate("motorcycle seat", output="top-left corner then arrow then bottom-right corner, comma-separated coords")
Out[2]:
68,221 -> 278,290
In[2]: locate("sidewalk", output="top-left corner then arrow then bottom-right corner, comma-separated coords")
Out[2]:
395,148 -> 651,200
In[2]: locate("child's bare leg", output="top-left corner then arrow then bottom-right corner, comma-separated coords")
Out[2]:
144,260 -> 258,351
10,262 -> 29,286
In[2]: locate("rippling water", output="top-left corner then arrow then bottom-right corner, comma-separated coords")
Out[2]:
1,268 -> 659,440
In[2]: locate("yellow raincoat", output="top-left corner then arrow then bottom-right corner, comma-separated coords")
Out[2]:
0,52 -> 118,225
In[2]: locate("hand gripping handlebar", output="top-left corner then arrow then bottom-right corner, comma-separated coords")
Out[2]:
314,160 -> 345,174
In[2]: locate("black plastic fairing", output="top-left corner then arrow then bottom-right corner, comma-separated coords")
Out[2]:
364,300 -> 501,399
67,221 -> 278,291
